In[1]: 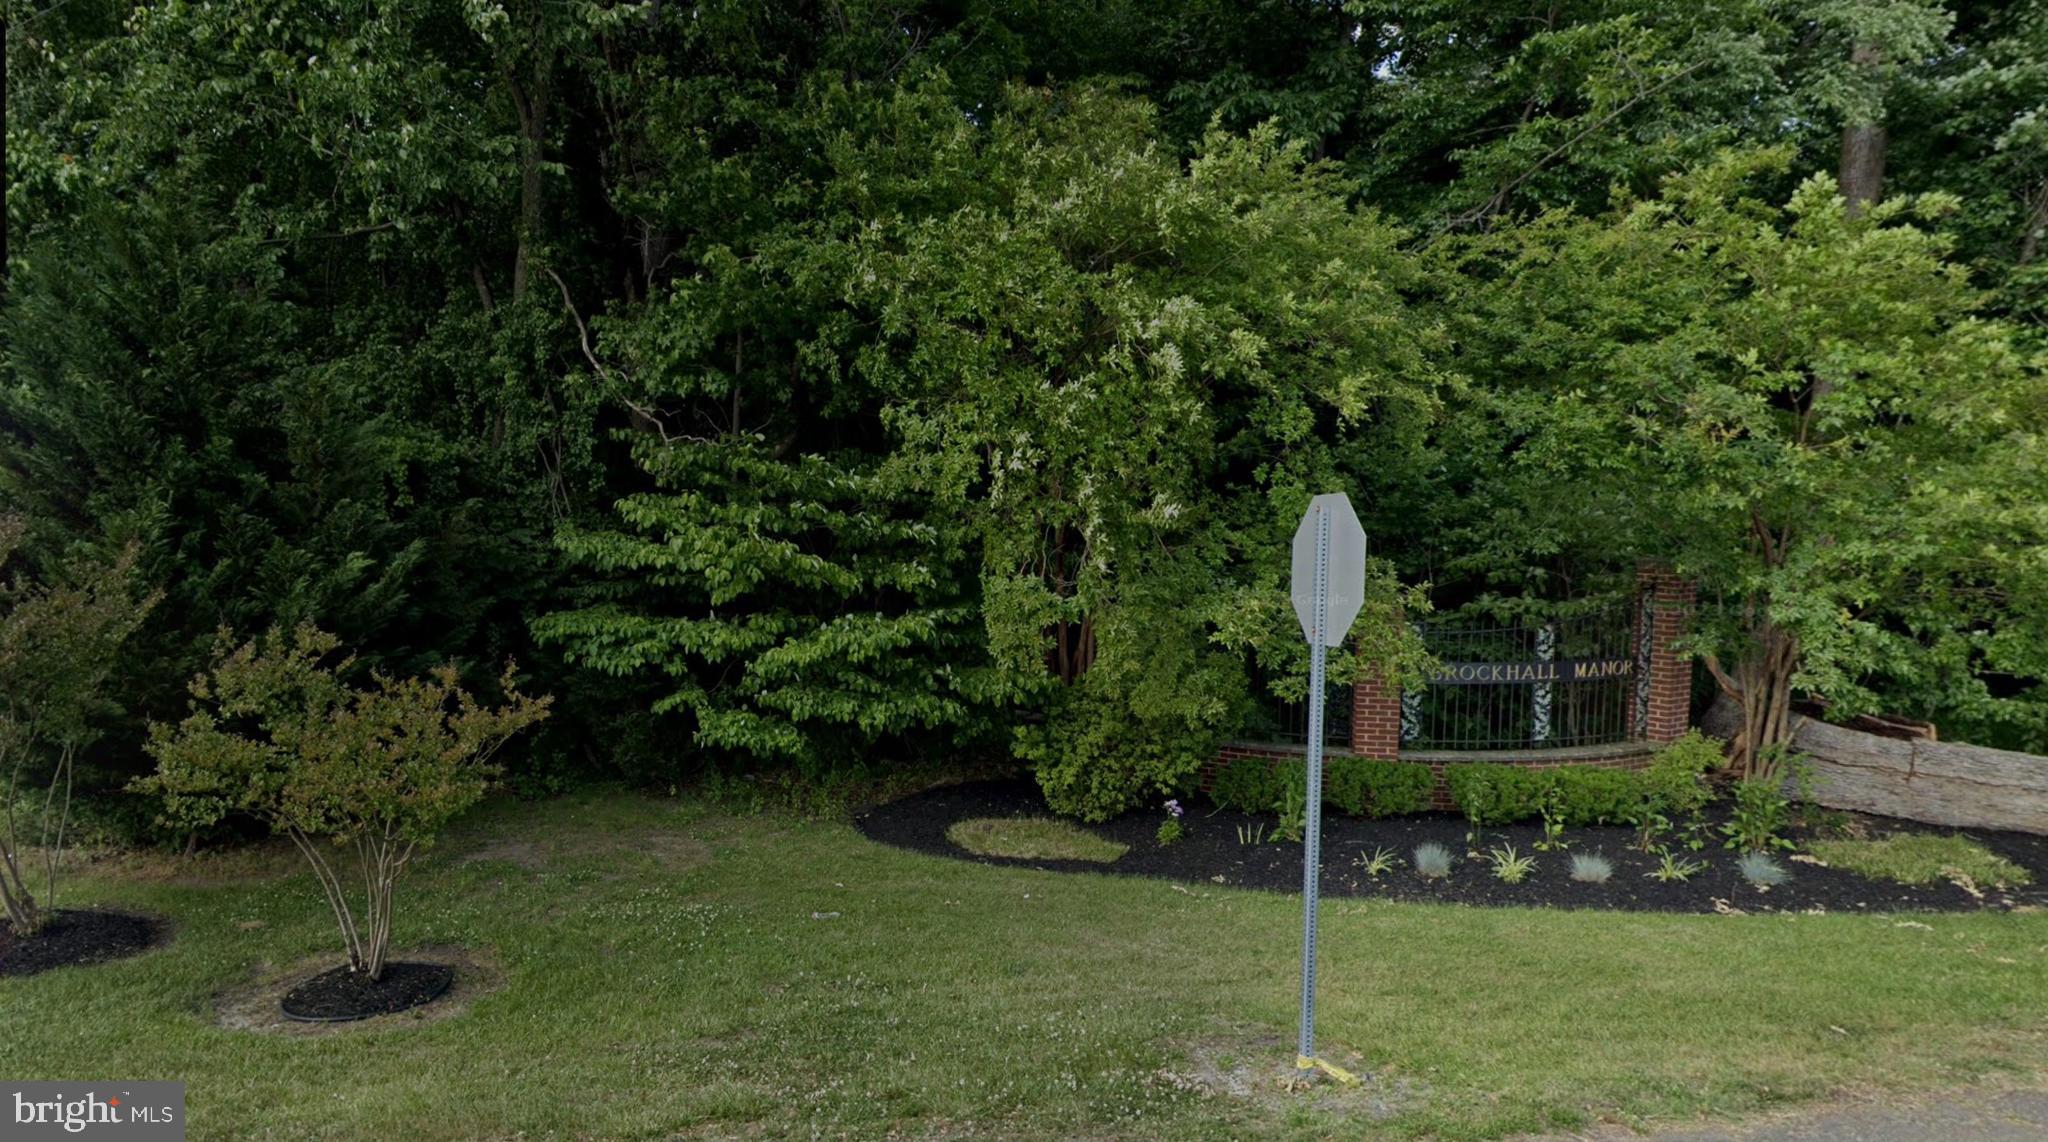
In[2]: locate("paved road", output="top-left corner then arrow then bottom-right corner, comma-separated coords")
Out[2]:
1546,1088 -> 2048,1141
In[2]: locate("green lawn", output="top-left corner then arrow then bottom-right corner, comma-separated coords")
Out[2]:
6,789 -> 2047,1140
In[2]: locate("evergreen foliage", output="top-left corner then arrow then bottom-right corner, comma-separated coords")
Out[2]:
6,1 -> 2044,817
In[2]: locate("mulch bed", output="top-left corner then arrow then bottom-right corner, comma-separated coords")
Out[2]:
856,779 -> 2048,914
0,908 -> 166,977
280,961 -> 457,1023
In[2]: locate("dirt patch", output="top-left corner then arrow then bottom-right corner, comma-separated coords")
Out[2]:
1150,1027 -> 1426,1119
213,944 -> 504,1036
0,909 -> 170,977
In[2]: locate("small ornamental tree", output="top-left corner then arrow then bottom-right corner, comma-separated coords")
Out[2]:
0,518 -> 157,936
139,625 -> 550,981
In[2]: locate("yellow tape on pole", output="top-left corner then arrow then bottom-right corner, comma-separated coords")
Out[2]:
1296,1055 -> 1361,1085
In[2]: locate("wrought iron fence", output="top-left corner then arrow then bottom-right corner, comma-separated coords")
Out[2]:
1245,678 -> 1354,749
1403,604 -> 1644,750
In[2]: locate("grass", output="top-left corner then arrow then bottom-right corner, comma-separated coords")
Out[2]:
0,789 -> 2043,1140
946,815 -> 1130,862
1810,834 -> 2034,888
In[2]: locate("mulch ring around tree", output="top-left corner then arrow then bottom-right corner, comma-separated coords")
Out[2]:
215,945 -> 504,1036
855,779 -> 2048,915
0,908 -> 168,978
280,960 -> 456,1022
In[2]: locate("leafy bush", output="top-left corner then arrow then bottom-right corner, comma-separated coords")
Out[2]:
139,625 -> 550,981
1444,764 -> 1551,833
1445,763 -> 1643,833
0,525 -> 157,936
1273,779 -> 1308,843
1156,800 -> 1186,845
1210,757 -> 1283,814
1324,757 -> 1435,818
1569,852 -> 1614,883
1023,650 -> 1235,822
1642,731 -> 1722,818
1736,852 -> 1789,888
1721,778 -> 1795,852
1413,841 -> 1455,879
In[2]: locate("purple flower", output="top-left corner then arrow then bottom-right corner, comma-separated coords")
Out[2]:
1165,799 -> 1183,819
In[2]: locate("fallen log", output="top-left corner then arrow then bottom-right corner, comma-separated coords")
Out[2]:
1702,696 -> 2048,835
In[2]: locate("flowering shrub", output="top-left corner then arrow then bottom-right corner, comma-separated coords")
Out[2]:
1156,799 -> 1185,845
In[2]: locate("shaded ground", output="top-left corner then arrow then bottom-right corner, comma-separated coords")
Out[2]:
857,779 -> 2048,914
0,908 -> 167,977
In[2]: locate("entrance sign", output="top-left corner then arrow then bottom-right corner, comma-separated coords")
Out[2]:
1427,657 -> 1634,685
1287,493 -> 1364,1086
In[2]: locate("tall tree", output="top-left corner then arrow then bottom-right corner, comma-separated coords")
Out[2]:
1440,151 -> 2048,769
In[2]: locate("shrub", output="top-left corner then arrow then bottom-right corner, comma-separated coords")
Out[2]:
1156,799 -> 1186,846
1548,767 -> 1642,825
1,527 -> 157,937
1721,777 -> 1794,852
139,625 -> 550,981
1445,763 -> 1643,835
1736,851 -> 1789,888
1273,778 -> 1308,843
1569,852 -> 1614,883
1356,845 -> 1401,877
1210,757 -> 1283,814
1022,629 -> 1242,823
1649,850 -> 1707,882
1486,843 -> 1536,883
1324,757 -> 1434,818
1413,841 -> 1455,879
1642,731 -> 1721,818
1809,834 -> 2032,888
1444,763 -> 1550,834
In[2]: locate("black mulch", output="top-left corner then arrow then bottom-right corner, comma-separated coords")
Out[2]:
0,909 -> 166,977
280,961 -> 456,1022
855,779 -> 2048,914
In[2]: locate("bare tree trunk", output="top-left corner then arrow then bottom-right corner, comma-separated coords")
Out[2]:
1839,43 -> 1887,218
1703,618 -> 1800,781
288,827 -> 367,974
1,745 -> 44,935
509,76 -> 547,303
2019,178 -> 2048,266
37,744 -> 75,917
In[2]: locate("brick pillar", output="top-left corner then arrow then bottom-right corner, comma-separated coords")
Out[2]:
1637,561 -> 1696,744
1350,668 -> 1402,760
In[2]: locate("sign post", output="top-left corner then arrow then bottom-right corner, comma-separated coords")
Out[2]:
1288,492 -> 1366,1085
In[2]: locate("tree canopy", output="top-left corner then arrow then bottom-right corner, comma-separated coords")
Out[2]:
6,0 -> 2044,819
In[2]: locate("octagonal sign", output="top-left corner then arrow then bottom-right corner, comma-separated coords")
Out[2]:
1289,492 -> 1367,647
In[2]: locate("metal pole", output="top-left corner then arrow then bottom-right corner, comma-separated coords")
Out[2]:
1297,504 -> 1329,1069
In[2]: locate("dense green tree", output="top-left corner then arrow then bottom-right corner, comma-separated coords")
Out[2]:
10,0 -> 2047,814
1439,151 -> 2048,766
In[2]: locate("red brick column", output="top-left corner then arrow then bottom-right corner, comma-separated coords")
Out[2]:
1350,668 -> 1402,760
1638,561 -> 1696,744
